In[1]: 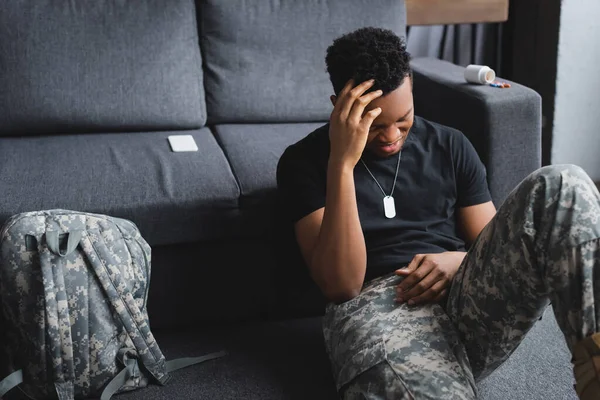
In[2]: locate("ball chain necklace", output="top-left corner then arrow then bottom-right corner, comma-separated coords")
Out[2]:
360,149 -> 401,219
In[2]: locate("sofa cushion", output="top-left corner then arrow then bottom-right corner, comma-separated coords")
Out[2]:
0,0 -> 206,136
213,123 -> 324,207
0,129 -> 239,245
200,0 -> 406,123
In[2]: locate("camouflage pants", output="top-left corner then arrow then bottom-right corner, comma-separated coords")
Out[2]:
322,165 -> 600,399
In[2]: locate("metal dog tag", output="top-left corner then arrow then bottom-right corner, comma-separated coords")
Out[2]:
383,196 -> 396,219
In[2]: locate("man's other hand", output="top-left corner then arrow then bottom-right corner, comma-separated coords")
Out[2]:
394,252 -> 467,306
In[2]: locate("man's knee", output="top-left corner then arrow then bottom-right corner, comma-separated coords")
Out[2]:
524,164 -> 595,196
534,164 -> 590,181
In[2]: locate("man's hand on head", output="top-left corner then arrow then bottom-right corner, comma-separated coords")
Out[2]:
328,78 -> 383,169
394,252 -> 467,306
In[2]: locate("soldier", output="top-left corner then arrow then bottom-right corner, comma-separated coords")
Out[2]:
277,27 -> 599,399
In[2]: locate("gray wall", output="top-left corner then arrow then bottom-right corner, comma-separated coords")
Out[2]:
552,0 -> 600,181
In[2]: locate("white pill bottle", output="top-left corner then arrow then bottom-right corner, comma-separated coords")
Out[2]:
464,65 -> 496,84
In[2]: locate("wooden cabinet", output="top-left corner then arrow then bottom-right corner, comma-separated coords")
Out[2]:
406,0 -> 509,25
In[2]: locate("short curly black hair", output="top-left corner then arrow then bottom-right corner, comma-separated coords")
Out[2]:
326,27 -> 411,95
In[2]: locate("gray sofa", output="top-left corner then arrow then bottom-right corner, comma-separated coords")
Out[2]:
0,0 -> 577,399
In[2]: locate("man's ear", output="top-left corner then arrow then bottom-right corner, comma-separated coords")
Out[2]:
330,95 -> 337,107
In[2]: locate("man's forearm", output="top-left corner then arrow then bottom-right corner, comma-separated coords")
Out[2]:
310,160 -> 367,303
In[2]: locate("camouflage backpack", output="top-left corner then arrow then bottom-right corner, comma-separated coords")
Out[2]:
0,210 -> 226,400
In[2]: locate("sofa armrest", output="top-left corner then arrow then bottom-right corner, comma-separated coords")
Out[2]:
410,57 -> 542,206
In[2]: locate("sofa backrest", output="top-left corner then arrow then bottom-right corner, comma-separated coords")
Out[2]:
0,0 -> 205,136
199,0 -> 407,124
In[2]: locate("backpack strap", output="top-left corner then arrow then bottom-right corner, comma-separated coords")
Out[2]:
46,230 -> 82,257
99,359 -> 137,400
97,352 -> 228,400
165,352 -> 228,374
81,230 -> 228,399
0,370 -> 23,397
40,231 -> 78,400
70,227 -> 229,400
79,231 -> 168,384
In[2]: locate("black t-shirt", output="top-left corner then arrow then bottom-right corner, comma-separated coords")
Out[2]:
276,115 -> 492,282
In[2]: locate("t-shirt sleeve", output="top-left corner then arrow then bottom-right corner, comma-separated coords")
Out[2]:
453,132 -> 492,207
276,147 -> 326,224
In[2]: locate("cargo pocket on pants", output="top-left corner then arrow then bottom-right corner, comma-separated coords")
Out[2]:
337,337 -> 416,399
336,338 -> 388,390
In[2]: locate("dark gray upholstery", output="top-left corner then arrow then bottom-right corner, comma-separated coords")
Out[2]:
0,0 -> 206,135
199,0 -> 406,123
146,240 -> 285,328
213,123 -> 325,206
411,57 -> 542,206
0,129 -> 239,245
